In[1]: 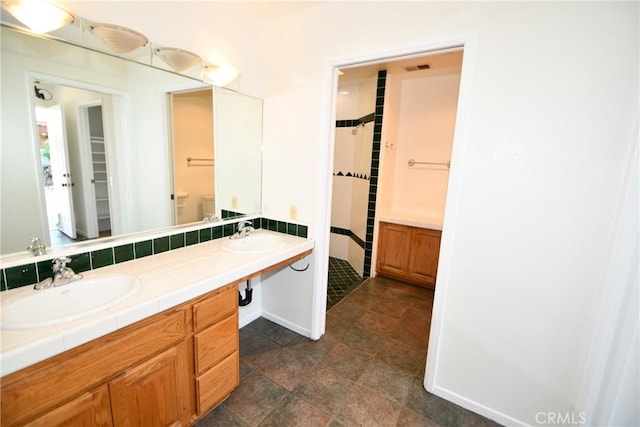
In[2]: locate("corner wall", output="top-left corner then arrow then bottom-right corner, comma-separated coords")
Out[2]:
260,2 -> 639,425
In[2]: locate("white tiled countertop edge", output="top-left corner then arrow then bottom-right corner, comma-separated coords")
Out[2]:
377,214 -> 443,231
0,230 -> 314,377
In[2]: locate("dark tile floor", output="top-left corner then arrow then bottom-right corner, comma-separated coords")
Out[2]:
327,257 -> 364,310
195,276 -> 501,427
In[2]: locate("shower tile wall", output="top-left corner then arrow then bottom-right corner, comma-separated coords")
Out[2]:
331,74 -> 379,276
363,70 -> 387,276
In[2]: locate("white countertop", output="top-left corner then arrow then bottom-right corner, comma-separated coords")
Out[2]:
0,230 -> 314,377
378,213 -> 443,230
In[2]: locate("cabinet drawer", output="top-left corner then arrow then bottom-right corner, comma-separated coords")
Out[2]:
195,352 -> 239,414
194,312 -> 238,375
25,385 -> 112,427
192,283 -> 237,331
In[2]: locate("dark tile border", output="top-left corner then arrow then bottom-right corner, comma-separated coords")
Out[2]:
330,226 -> 365,249
1,216 -> 309,291
361,70 -> 387,278
336,112 -> 375,128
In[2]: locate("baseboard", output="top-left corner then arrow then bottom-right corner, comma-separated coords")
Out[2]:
238,310 -> 261,328
430,383 -> 527,427
261,310 -> 312,338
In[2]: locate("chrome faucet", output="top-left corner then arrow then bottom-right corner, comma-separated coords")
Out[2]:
203,213 -> 219,223
232,220 -> 255,239
26,237 -> 46,256
34,256 -> 83,290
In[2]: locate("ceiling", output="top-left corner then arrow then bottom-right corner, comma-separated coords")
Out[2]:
233,0 -> 325,21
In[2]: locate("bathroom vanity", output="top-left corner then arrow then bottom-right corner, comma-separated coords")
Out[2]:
0,230 -> 313,426
376,220 -> 441,287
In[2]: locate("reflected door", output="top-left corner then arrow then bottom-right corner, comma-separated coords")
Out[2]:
37,105 -> 76,239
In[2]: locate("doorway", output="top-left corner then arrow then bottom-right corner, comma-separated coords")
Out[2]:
169,88 -> 215,225
32,79 -> 119,247
328,49 -> 463,308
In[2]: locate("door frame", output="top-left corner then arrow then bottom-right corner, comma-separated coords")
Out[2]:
77,100 -> 103,239
316,33 -> 478,394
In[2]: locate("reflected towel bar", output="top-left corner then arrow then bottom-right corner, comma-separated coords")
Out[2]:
187,157 -> 214,166
408,159 -> 450,168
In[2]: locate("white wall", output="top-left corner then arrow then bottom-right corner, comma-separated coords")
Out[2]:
382,68 -> 461,223
213,88 -> 263,216
258,2 -> 638,425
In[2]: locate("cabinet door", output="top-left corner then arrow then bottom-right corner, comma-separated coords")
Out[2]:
109,343 -> 190,427
408,228 -> 441,286
376,222 -> 412,276
25,385 -> 112,427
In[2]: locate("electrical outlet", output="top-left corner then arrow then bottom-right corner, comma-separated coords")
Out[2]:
231,196 -> 238,209
289,205 -> 298,221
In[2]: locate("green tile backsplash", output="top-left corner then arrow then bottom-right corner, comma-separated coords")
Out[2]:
1,217 -> 309,291
186,231 -> 199,246
153,236 -> 170,254
135,240 -> 153,258
5,264 -> 37,290
114,244 -> 135,263
92,248 -> 114,269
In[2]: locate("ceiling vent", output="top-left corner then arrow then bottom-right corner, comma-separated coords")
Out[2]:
405,64 -> 431,72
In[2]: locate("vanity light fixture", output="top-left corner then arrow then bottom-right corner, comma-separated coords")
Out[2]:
1,0 -> 75,33
201,63 -> 240,87
155,47 -> 201,72
90,23 -> 148,54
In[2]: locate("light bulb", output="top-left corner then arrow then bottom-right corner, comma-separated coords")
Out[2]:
202,64 -> 239,87
2,0 -> 75,33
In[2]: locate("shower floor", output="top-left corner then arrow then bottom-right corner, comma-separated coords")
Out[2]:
327,257 -> 364,310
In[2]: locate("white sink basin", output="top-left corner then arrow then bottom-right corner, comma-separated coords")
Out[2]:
221,232 -> 286,254
1,273 -> 140,330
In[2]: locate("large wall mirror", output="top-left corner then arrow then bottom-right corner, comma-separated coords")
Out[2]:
0,25 -> 262,256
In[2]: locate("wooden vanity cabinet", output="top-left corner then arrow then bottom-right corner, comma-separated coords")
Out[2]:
1,282 -> 239,427
376,222 -> 441,287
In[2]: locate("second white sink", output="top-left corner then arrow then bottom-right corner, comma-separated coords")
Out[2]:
221,232 -> 286,254
0,273 -> 140,330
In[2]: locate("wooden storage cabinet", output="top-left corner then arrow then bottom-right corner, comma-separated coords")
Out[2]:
1,282 -> 239,427
376,222 -> 441,287
192,285 -> 239,415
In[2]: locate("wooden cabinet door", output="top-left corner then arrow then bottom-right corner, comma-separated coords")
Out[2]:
109,343 -> 190,427
25,385 -> 112,427
376,222 -> 412,276
408,228 -> 441,286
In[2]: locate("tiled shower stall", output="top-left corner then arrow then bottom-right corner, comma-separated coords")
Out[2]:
329,70 -> 387,297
